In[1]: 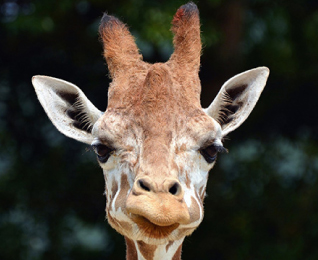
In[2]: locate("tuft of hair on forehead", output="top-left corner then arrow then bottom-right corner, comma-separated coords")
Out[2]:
99,14 -> 143,79
169,2 -> 201,74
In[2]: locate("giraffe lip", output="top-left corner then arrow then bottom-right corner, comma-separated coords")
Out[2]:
126,192 -> 191,226
130,214 -> 179,238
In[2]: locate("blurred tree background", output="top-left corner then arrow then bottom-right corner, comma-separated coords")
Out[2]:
1,0 -> 318,259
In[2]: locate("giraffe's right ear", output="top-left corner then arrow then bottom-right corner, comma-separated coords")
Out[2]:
32,76 -> 103,144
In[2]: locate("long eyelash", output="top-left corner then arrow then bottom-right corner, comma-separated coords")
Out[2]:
222,135 -> 230,142
85,146 -> 94,153
215,145 -> 228,154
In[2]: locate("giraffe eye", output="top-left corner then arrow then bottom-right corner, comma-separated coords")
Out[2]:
200,145 -> 218,163
92,143 -> 113,163
200,144 -> 227,164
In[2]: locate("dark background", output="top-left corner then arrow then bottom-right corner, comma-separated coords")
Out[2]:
1,0 -> 318,259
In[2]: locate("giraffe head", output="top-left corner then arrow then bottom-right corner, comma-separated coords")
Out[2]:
32,2 -> 269,247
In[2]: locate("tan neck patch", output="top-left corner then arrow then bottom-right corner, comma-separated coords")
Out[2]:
137,240 -> 157,260
125,237 -> 138,260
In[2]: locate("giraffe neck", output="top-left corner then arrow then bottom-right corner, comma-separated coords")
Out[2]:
125,237 -> 184,260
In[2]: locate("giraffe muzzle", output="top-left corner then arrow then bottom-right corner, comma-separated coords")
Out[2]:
126,176 -> 190,227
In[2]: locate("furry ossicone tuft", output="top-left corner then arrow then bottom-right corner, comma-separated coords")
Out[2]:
99,13 -> 142,79
171,2 -> 199,30
169,2 -> 201,75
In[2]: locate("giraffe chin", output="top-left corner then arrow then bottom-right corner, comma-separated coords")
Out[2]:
131,214 -> 180,239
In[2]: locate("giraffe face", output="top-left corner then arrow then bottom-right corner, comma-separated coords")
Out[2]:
89,62 -> 225,245
32,2 -> 269,254
91,98 -> 224,245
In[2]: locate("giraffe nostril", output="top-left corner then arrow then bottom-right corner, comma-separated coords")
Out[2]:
169,182 -> 181,196
134,177 -> 183,196
138,179 -> 151,192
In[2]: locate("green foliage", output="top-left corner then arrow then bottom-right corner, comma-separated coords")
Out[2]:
1,0 -> 318,259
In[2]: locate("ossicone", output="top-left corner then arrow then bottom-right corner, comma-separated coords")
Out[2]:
99,13 -> 143,78
169,2 -> 201,74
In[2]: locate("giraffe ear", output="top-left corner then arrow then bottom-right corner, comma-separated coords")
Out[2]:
205,67 -> 269,137
32,76 -> 103,144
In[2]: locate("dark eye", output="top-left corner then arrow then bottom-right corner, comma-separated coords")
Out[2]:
200,145 -> 227,164
92,143 -> 113,163
200,145 -> 218,163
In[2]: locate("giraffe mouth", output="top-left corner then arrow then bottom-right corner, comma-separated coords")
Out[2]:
130,214 -> 180,239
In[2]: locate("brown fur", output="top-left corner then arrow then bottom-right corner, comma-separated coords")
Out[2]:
185,171 -> 191,189
125,237 -> 138,260
167,2 -> 202,103
99,15 -> 143,79
169,2 -> 201,74
137,241 -> 157,260
99,3 -> 202,113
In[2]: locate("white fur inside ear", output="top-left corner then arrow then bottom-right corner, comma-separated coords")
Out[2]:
32,75 -> 103,144
204,67 -> 269,137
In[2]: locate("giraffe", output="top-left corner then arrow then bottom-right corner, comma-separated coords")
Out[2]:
32,2 -> 269,260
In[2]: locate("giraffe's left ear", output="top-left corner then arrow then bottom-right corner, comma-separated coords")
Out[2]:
205,67 -> 269,137
32,76 -> 103,144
